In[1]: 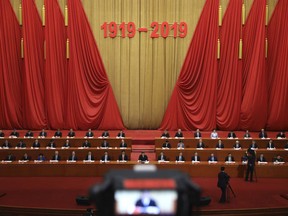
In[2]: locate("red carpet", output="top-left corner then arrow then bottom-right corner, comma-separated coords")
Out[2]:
0,177 -> 287,212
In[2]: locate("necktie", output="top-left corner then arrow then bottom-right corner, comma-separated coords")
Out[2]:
195,156 -> 197,161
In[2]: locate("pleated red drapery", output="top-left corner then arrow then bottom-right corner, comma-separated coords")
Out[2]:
66,0 -> 124,130
216,0 -> 242,130
0,0 -> 22,128
160,0 -> 219,131
22,0 -> 47,129
266,0 -> 288,130
44,0 -> 67,129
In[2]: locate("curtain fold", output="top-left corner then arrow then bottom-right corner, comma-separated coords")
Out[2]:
160,0 -> 219,131
44,0 -> 67,129
22,0 -> 46,129
66,0 -> 124,130
239,0 -> 267,130
216,0 -> 242,130
0,0 -> 22,129
266,0 -> 288,130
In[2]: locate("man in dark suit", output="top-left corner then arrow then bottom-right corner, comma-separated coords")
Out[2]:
161,130 -> 170,138
249,140 -> 258,150
174,129 -> 184,138
117,130 -> 125,138
2,140 -> 11,148
9,129 -> 19,138
101,131 -> 110,138
118,150 -> 128,161
162,140 -> 171,149
68,151 -> 78,161
276,131 -> 286,139
67,129 -> 76,138
16,140 -> 26,148
233,140 -> 241,149
24,130 -> 34,138
119,139 -> 127,148
227,131 -> 237,139
38,129 -> 47,138
194,129 -> 202,139
101,139 -> 109,148
62,140 -> 70,148
273,155 -> 284,162
54,129 -> 62,138
5,154 -> 16,161
21,153 -> 31,161
157,152 -> 167,161
32,139 -> 41,148
225,153 -> 235,162
216,140 -> 224,149
257,154 -> 266,162
196,138 -> 205,148
85,151 -> 95,161
217,167 -> 230,203
208,153 -> 218,162
243,130 -> 251,139
267,139 -> 275,149
47,140 -> 56,149
82,140 -> 91,148
0,130 -> 4,137
138,152 -> 148,162
245,149 -> 255,182
259,129 -> 268,139
85,129 -> 94,138
191,152 -> 200,162
176,152 -> 185,162
52,151 -> 61,161
101,151 -> 111,162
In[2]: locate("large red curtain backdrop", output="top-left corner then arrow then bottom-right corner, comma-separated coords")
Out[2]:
0,0 -> 22,129
266,0 -> 288,130
160,0 -> 219,131
66,0 -> 124,130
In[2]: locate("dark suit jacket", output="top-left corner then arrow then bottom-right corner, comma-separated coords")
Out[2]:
276,133 -> 286,138
39,132 -> 47,137
101,141 -> 109,148
102,132 -> 110,137
208,156 -> 218,161
10,132 -> 19,137
197,142 -> 205,148
0,132 -> 4,137
82,142 -> 91,148
5,155 -> 15,161
138,154 -> 148,161
21,155 -> 31,161
2,142 -> 11,148
119,142 -> 127,148
157,155 -> 167,161
67,132 -> 75,137
86,132 -> 94,137
225,156 -> 235,162
191,156 -> 201,161
258,156 -> 267,162
162,142 -> 171,148
118,154 -> 128,161
267,143 -> 275,148
54,131 -> 62,137
217,171 -> 229,188
249,143 -> 258,149
25,132 -> 34,137
176,155 -> 185,161
85,155 -> 95,160
117,132 -> 125,137
233,143 -> 242,148
216,144 -> 224,148
68,155 -> 78,161
227,132 -> 236,138
52,155 -> 61,161
17,142 -> 26,148
243,133 -> 251,138
175,132 -> 183,138
161,132 -> 170,138
194,132 -> 202,138
101,155 -> 111,161
259,132 -> 268,138
47,142 -> 56,148
32,142 -> 41,148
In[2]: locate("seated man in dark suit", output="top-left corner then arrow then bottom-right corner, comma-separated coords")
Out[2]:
67,128 -> 76,138
227,131 -> 237,139
138,152 -> 148,162
276,131 -> 286,139
52,151 -> 61,161
38,129 -> 47,138
16,140 -> 26,148
161,130 -> 170,138
32,139 -> 41,148
157,152 -> 167,161
2,140 -> 11,149
196,138 -> 205,148
0,130 -> 4,138
24,130 -> 34,138
194,129 -> 202,139
257,154 -> 267,162
259,128 -> 268,139
162,139 -> 171,149
177,140 -> 185,149
225,153 -> 235,162
82,140 -> 91,148
100,139 -> 109,148
101,131 -> 110,138
216,140 -> 224,149
21,153 -> 31,161
100,151 -> 111,162
118,150 -> 129,161
233,140 -> 242,149
249,140 -> 258,150
119,139 -> 127,148
53,129 -> 62,138
208,153 -> 218,162
267,139 -> 275,149
4,154 -> 16,161
68,151 -> 78,161
85,151 -> 95,161
243,130 -> 251,139
174,129 -> 184,138
9,129 -> 19,138
62,140 -> 70,148
285,143 -> 288,150
46,140 -> 56,149
176,152 -> 185,162
191,152 -> 200,162
117,130 -> 125,138
85,129 -> 94,138
273,155 -> 284,163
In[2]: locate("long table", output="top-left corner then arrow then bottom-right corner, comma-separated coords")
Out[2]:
155,138 -> 288,149
155,148 -> 288,162
0,161 -> 287,178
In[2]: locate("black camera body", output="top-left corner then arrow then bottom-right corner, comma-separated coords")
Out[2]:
89,166 -> 201,216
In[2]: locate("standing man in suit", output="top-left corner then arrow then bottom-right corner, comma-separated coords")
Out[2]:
217,167 -> 230,203
245,149 -> 256,182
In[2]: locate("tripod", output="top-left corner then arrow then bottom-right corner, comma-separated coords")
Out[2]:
226,183 -> 236,202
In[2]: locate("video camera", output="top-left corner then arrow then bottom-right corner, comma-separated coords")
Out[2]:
89,165 -> 201,216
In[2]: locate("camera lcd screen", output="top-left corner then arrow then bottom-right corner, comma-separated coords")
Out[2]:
115,190 -> 177,215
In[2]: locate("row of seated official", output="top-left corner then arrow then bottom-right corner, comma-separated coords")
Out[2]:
161,129 -> 287,139
154,152 -> 285,163
0,129 -> 126,139
0,139 -> 128,149
2,150 -> 129,162
160,139 -> 288,150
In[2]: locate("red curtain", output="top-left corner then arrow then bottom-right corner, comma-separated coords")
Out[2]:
266,0 -> 288,130
22,0 -> 47,129
160,0 -> 219,130
217,0 -> 242,130
66,0 -> 124,130
44,0 -> 67,129
0,0 -> 22,129
239,0 -> 267,130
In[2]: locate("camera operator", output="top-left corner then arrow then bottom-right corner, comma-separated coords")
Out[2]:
217,166 -> 230,203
